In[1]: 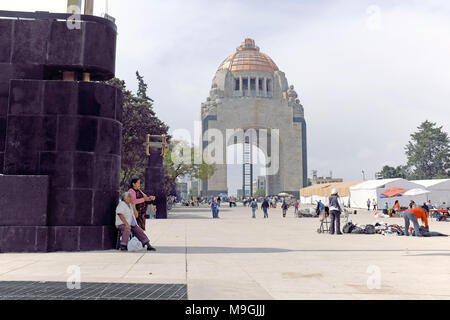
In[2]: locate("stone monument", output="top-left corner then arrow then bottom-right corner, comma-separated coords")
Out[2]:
199,38 -> 307,198
143,134 -> 168,219
0,5 -> 122,252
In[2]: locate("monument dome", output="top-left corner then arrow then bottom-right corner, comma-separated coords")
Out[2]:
217,38 -> 278,73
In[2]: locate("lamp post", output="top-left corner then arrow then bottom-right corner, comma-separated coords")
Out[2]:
362,170 -> 366,181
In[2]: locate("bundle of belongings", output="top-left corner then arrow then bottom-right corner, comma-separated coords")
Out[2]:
298,208 -> 318,218
342,222 -> 376,234
342,222 -> 448,237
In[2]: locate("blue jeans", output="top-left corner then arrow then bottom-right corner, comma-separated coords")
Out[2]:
404,211 -> 421,236
252,208 -> 256,218
263,208 -> 268,218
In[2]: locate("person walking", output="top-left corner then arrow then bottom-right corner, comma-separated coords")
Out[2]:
367,198 -> 371,211
329,188 -> 345,235
372,198 -> 377,211
293,199 -> 299,217
250,198 -> 258,218
261,198 -> 270,218
217,196 -> 221,207
211,199 -> 219,218
282,201 -> 288,218
128,178 -> 155,231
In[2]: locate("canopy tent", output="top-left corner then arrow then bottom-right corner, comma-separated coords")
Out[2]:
403,188 -> 431,196
349,179 -> 424,209
412,179 -> 450,206
300,181 -> 362,205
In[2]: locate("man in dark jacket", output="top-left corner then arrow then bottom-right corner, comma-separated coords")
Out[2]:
261,198 -> 270,218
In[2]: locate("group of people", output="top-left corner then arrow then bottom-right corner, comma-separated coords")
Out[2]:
214,197 -> 299,219
115,178 -> 157,251
366,198 -> 378,210
323,191 -> 430,236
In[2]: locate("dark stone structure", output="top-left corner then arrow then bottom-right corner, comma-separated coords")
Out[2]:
144,135 -> 167,219
0,11 -> 122,252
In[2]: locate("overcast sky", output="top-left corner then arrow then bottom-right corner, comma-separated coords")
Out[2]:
4,0 -> 450,194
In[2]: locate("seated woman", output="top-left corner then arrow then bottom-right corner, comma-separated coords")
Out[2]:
393,200 -> 400,214
116,191 -> 156,251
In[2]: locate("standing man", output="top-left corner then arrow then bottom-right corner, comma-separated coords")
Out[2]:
403,207 -> 428,236
372,198 -> 377,211
211,199 -> 219,218
217,196 -> 221,207
261,198 -> 270,218
281,201 -> 289,218
329,188 -> 345,235
250,198 -> 258,218
293,199 -> 299,217
367,198 -> 371,211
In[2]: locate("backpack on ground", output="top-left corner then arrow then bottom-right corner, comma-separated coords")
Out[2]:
351,226 -> 365,234
364,224 -> 376,234
343,222 -> 355,234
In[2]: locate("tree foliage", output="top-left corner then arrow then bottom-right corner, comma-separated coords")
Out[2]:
380,165 -> 411,179
163,140 -> 215,195
107,73 -> 169,192
253,189 -> 266,198
405,120 -> 450,179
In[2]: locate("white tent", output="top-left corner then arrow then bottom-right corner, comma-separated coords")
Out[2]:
349,178 -> 424,209
403,188 -> 430,196
412,179 -> 450,207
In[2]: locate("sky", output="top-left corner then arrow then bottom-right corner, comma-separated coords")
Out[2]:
3,0 -> 450,195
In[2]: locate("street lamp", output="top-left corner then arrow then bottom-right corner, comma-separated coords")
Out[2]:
362,170 -> 366,181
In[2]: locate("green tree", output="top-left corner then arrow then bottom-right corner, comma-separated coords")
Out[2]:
253,189 -> 266,198
163,140 -> 215,195
405,120 -> 450,179
107,72 -> 169,192
380,165 -> 411,179
188,184 -> 199,198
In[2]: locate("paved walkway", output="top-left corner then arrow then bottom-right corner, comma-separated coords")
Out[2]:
1,204 -> 449,299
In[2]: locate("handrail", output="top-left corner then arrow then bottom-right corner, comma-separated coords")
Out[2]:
0,10 -> 117,31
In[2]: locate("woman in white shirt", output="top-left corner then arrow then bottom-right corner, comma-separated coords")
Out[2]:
116,192 -> 156,251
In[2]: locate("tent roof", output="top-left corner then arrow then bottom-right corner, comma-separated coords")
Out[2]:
350,178 -> 403,190
300,181 -> 362,197
411,179 -> 450,188
381,187 -> 407,198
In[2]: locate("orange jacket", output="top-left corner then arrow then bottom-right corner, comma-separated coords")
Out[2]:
406,208 -> 429,227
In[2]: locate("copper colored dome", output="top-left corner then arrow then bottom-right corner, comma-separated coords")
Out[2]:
218,38 -> 279,73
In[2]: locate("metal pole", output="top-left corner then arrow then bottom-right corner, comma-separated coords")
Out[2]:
84,0 -> 94,15
67,0 -> 81,13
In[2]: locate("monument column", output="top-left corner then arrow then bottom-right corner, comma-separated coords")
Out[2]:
144,135 -> 168,219
239,76 -> 243,96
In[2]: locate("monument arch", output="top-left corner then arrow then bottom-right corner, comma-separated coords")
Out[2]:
200,38 -> 307,198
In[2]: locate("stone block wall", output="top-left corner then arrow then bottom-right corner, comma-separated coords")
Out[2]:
0,12 -> 122,252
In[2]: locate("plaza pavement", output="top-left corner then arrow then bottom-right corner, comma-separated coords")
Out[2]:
0,203 -> 449,299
